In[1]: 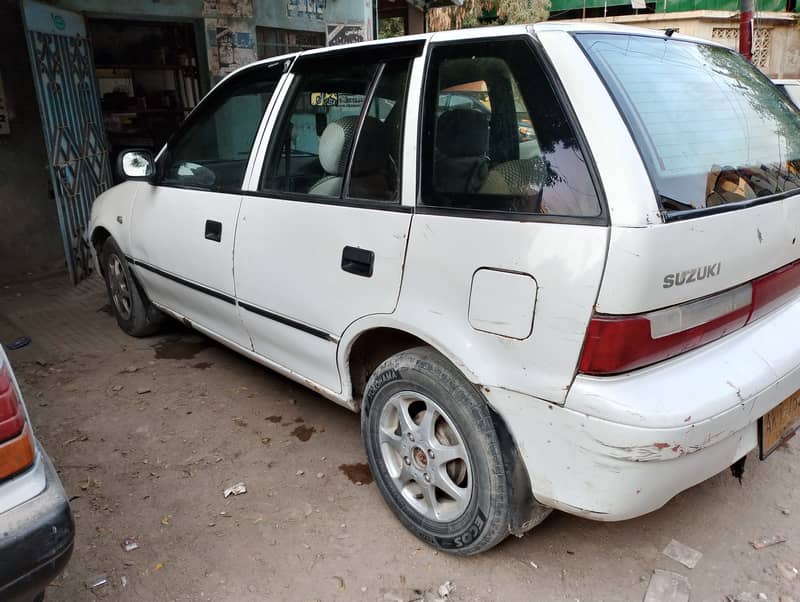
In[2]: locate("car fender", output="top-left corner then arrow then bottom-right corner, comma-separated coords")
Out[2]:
89,180 -> 142,266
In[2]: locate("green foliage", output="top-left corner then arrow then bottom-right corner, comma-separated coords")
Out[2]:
379,16 -> 406,39
430,0 -> 550,32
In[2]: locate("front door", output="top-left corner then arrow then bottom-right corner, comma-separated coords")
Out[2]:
234,45 -> 423,392
129,62 -> 285,349
22,1 -> 112,283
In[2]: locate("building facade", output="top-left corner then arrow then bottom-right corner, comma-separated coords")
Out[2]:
0,0 -> 373,281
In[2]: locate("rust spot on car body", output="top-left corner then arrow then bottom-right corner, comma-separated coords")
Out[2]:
653,442 -> 670,449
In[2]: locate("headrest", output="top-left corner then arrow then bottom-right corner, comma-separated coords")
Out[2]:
436,108 -> 490,158
318,115 -> 387,177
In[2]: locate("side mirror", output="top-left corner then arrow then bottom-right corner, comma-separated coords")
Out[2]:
117,149 -> 154,181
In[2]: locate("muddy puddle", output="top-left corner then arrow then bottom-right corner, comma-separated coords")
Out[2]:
339,462 -> 373,484
152,336 -> 210,360
290,424 -> 316,442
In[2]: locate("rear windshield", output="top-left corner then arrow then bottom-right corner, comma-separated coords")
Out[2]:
577,33 -> 800,216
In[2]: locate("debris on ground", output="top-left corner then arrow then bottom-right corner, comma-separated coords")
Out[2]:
111,384 -> 123,392
154,562 -> 164,571
776,562 -> 799,581
380,581 -> 456,602
296,470 -> 304,476
643,569 -> 690,602
136,387 -> 151,395
120,536 -> 140,552
233,417 -> 248,427
436,581 -> 455,600
85,574 -> 108,589
64,433 -> 89,445
121,576 -> 128,588
662,539 -> 703,569
727,593 -> 763,602
123,365 -> 138,373
6,336 -> 31,350
316,472 -> 325,478
160,515 -> 171,526
333,575 -> 346,591
751,535 -> 787,549
223,482 -> 247,498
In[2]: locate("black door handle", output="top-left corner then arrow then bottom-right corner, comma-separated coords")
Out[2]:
341,246 -> 374,277
205,220 -> 222,242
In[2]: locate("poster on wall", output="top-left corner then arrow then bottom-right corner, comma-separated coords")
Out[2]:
326,24 -> 365,47
288,0 -> 326,20
206,19 -> 257,80
203,0 -> 253,18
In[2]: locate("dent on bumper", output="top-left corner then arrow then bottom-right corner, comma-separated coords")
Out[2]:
485,386 -> 762,521
0,452 -> 74,601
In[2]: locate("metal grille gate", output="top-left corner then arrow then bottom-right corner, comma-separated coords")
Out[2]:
23,1 -> 112,283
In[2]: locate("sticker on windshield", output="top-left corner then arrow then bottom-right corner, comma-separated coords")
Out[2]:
310,92 -> 338,107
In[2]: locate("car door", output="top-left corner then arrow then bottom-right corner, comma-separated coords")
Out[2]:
130,62 -> 286,349
234,43 -> 423,393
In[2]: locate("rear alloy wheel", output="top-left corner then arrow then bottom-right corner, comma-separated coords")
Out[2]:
362,346 -> 511,555
101,238 -> 165,337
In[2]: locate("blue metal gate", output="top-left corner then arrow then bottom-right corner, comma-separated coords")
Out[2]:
23,1 -> 112,283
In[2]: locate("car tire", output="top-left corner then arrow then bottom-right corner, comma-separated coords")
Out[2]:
361,346 -> 510,555
101,238 -> 165,337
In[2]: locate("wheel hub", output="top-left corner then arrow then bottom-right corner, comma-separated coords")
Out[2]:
377,391 -> 473,523
412,446 -> 428,469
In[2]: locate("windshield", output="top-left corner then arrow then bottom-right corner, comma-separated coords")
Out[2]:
577,33 -> 800,215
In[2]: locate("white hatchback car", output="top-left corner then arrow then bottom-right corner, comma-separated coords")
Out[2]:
90,23 -> 800,554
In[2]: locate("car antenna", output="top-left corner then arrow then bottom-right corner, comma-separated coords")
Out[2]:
664,28 -> 676,37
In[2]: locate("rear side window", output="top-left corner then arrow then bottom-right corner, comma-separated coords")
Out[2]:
420,38 -> 601,218
260,57 -> 411,202
577,34 -> 800,215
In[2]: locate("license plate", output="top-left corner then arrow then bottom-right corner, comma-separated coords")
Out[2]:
760,389 -> 800,459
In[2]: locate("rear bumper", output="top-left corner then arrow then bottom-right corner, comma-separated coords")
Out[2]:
0,452 -> 74,602
485,296 -> 800,520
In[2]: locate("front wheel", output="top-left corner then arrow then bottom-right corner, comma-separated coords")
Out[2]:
361,346 -> 511,555
101,238 -> 165,337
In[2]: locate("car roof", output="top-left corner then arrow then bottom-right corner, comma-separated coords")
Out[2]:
236,22 -> 725,77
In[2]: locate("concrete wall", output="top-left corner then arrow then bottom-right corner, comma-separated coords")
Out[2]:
0,0 -> 65,282
576,11 -> 800,78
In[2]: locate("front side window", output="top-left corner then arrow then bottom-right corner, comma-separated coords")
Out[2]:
260,56 -> 411,202
577,34 -> 800,215
159,64 -> 282,191
420,38 -> 601,218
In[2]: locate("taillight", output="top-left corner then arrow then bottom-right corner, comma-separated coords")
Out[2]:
580,259 -> 800,376
0,361 -> 35,479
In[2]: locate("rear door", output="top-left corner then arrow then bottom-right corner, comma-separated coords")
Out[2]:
235,43 -> 423,393
130,62 -> 284,349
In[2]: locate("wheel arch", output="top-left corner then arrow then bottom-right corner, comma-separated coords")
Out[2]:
339,319 -> 481,409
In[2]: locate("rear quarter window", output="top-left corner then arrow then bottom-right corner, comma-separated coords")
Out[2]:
577,33 -> 800,217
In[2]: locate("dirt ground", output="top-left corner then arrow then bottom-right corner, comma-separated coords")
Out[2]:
0,273 -> 798,602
